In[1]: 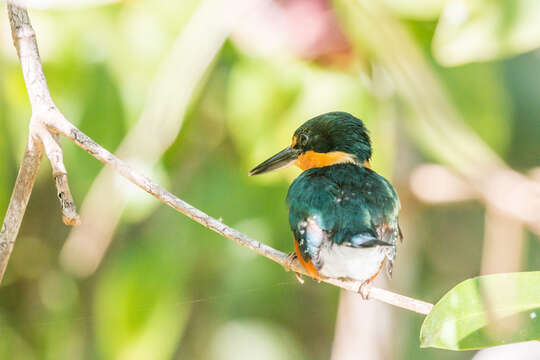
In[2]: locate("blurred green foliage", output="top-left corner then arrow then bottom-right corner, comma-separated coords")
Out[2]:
0,1 -> 539,359
432,0 -> 540,66
421,272 -> 540,350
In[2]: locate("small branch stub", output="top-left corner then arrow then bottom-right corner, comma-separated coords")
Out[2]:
55,173 -> 80,225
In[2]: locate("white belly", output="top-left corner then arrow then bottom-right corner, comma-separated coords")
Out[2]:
318,243 -> 386,282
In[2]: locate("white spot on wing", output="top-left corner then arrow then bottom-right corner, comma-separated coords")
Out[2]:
305,217 -> 324,247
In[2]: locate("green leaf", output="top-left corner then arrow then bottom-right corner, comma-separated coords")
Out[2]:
420,272 -> 540,350
433,0 -> 540,66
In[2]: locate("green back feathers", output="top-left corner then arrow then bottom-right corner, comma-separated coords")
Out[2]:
286,163 -> 400,260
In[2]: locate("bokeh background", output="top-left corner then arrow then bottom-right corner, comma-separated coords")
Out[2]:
1,0 -> 540,359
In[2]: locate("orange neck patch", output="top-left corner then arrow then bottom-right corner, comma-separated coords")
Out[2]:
295,151 -> 357,170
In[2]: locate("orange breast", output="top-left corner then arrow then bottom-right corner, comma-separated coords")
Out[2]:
295,151 -> 354,170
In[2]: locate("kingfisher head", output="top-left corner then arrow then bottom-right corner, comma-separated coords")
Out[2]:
249,111 -> 372,176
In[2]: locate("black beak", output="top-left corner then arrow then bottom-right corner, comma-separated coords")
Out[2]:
249,146 -> 300,176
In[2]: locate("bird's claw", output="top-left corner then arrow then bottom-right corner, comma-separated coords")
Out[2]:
358,280 -> 372,300
284,252 -> 304,284
284,252 -> 296,271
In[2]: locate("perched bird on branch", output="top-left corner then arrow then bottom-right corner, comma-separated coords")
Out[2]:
250,112 -> 402,294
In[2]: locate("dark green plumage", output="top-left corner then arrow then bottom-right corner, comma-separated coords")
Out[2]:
293,111 -> 372,163
286,163 -> 400,274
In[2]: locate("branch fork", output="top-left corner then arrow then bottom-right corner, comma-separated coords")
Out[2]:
29,98 -> 81,226
10,1 -> 80,226
0,3 -> 80,280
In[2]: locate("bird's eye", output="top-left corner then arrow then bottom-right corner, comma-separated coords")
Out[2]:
299,134 -> 309,146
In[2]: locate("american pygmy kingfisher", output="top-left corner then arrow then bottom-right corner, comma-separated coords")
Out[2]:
249,112 -> 401,290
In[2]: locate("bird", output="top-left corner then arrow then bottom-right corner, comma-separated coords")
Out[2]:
249,111 -> 402,294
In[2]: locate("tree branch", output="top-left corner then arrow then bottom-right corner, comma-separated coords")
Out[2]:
6,2 -> 79,225
0,139 -> 42,281
0,2 -> 81,281
2,1 -> 434,315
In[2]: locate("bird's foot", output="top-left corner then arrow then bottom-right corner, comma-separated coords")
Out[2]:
284,252 -> 304,284
284,252 -> 297,271
357,280 -> 373,300
358,260 -> 384,299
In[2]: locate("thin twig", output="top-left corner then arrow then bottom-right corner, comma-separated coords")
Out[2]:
40,129 -> 80,225
0,139 -> 42,281
2,1 -> 434,315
